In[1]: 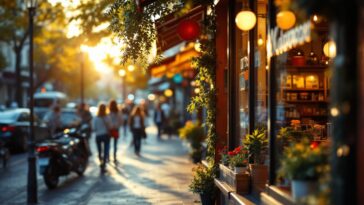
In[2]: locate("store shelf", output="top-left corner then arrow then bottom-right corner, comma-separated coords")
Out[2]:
285,100 -> 328,103
283,88 -> 325,91
286,65 -> 328,70
300,114 -> 328,117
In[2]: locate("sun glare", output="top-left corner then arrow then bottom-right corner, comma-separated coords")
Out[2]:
81,38 -> 121,74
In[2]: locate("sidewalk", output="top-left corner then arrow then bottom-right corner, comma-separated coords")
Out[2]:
84,125 -> 200,205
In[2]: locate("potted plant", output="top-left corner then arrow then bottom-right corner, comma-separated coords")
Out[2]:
228,146 -> 248,173
189,164 -> 216,205
278,138 -> 329,201
243,129 -> 268,164
179,121 -> 205,163
218,145 -> 250,195
243,129 -> 268,194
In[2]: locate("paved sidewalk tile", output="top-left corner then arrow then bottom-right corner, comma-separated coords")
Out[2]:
85,125 -> 201,205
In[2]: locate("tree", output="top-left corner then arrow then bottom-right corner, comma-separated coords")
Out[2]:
0,0 -> 65,106
70,0 -> 113,46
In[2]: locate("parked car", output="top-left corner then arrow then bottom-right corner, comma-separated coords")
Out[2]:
0,108 -> 49,152
42,108 -> 82,131
34,91 -> 68,119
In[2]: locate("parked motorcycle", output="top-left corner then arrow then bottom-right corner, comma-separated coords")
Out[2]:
0,138 -> 10,168
36,125 -> 90,189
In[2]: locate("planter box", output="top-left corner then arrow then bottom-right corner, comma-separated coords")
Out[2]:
219,164 -> 250,195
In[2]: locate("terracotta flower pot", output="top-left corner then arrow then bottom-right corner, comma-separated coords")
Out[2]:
249,164 -> 268,194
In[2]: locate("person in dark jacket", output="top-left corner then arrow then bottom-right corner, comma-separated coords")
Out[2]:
129,106 -> 145,156
154,103 -> 165,140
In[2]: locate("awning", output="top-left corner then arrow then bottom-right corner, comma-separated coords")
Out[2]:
149,43 -> 199,78
155,6 -> 205,52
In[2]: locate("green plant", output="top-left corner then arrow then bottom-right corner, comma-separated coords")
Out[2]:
243,129 -> 268,164
189,164 -> 216,195
178,121 -> 205,149
278,138 -> 329,180
228,146 -> 248,168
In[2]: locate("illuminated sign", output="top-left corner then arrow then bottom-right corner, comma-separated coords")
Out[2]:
269,21 -> 311,56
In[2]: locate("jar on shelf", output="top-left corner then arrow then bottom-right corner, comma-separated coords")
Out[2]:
291,49 -> 305,66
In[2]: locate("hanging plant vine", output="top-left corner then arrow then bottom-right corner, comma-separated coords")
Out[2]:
186,3 -> 217,167
109,0 -> 217,167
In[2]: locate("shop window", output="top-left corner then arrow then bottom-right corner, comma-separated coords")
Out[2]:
236,11 -> 251,144
255,1 -> 268,130
270,11 -> 333,200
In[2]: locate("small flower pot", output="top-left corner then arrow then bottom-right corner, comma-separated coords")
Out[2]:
234,166 -> 247,173
249,164 -> 268,194
291,180 -> 318,201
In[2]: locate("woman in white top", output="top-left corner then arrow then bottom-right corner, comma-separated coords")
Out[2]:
108,100 -> 123,162
129,106 -> 145,156
92,103 -> 110,172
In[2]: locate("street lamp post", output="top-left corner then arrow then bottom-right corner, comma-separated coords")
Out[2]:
118,69 -> 126,101
26,0 -> 38,203
80,54 -> 84,105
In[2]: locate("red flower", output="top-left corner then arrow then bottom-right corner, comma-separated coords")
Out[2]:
228,151 -> 235,156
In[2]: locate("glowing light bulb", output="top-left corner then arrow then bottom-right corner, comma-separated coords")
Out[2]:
235,10 -> 256,31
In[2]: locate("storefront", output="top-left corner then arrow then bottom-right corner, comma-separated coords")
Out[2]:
215,0 -> 362,204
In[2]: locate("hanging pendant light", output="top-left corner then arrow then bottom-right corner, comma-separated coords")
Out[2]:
177,19 -> 200,41
235,1 -> 256,31
257,34 -> 264,46
323,40 -> 337,58
276,10 -> 296,30
235,10 -> 256,31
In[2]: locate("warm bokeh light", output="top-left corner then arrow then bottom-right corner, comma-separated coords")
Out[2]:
148,94 -> 156,101
118,69 -> 126,77
127,65 -> 135,72
164,89 -> 173,97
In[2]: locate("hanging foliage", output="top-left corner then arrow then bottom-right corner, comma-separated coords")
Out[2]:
187,2 -> 217,167
108,0 -> 182,66
109,0 -> 217,167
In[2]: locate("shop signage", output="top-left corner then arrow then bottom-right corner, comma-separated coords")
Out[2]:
270,21 -> 311,56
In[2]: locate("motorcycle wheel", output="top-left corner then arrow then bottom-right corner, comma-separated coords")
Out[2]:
44,165 -> 59,189
75,156 -> 88,176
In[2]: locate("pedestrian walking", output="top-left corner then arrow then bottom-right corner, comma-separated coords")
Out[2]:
129,106 -> 145,156
47,105 -> 62,135
108,100 -> 123,162
154,103 -> 165,140
92,103 -> 110,172
77,103 -> 93,139
77,103 -> 93,156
